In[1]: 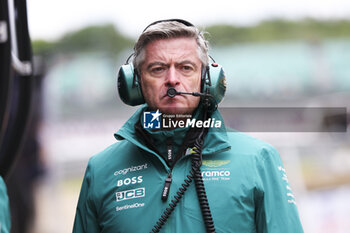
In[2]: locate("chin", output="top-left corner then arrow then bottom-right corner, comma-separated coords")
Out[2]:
157,98 -> 199,115
160,105 -> 196,115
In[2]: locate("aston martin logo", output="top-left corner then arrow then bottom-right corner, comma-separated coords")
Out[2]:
202,160 -> 230,167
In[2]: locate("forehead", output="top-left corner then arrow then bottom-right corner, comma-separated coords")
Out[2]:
143,37 -> 200,64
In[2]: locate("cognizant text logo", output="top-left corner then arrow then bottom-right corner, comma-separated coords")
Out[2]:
114,163 -> 148,176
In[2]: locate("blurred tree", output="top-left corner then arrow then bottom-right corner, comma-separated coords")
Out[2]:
32,24 -> 133,57
32,40 -> 55,56
32,19 -> 350,54
205,18 -> 350,46
57,24 -> 132,55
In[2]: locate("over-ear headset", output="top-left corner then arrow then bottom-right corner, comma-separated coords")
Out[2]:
117,19 -> 226,107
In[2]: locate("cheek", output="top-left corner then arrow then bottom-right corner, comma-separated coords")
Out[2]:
194,77 -> 202,92
141,78 -> 159,102
140,80 -> 150,98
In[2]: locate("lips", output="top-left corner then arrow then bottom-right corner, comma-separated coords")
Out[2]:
162,91 -> 176,98
163,88 -> 182,98
162,93 -> 184,99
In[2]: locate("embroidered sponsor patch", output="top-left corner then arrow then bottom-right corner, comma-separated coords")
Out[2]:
202,160 -> 230,167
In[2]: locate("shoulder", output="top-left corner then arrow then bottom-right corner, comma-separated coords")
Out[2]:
89,140 -> 136,165
225,131 -> 280,161
84,141 -> 127,175
85,139 -> 146,179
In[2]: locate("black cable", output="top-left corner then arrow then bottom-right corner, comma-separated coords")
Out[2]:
193,95 -> 216,233
150,136 -> 216,233
150,96 -> 216,233
151,164 -> 196,233
191,140 -> 216,233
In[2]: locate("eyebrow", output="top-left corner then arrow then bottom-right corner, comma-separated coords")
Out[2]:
146,60 -> 198,70
146,62 -> 168,71
177,60 -> 198,68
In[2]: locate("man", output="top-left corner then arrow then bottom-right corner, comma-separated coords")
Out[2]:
73,19 -> 304,233
0,176 -> 11,233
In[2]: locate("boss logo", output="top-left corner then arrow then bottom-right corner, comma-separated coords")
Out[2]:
117,176 -> 143,187
116,188 -> 145,202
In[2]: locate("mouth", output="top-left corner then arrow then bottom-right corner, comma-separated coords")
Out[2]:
162,93 -> 185,99
163,91 -> 177,98
163,88 -> 186,98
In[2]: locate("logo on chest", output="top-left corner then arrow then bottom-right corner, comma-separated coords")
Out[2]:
201,160 -> 231,181
117,176 -> 143,187
116,187 -> 145,202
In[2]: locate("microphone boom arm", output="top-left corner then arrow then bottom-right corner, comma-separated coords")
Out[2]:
167,87 -> 212,98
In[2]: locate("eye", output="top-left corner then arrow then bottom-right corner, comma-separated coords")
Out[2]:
182,65 -> 193,71
152,67 -> 164,72
150,66 -> 166,75
179,64 -> 195,74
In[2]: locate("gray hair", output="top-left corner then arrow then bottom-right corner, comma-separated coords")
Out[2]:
133,21 -> 209,73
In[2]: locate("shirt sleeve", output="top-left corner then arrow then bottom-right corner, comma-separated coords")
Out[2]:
254,146 -> 304,233
73,160 -> 100,233
0,176 -> 11,233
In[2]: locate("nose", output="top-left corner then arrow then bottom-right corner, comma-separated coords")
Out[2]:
165,66 -> 180,87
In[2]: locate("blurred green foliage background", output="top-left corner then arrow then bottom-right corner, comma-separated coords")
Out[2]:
32,18 -> 350,56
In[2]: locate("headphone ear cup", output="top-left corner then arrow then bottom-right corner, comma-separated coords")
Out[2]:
117,64 -> 145,106
200,66 -> 208,93
207,64 -> 226,104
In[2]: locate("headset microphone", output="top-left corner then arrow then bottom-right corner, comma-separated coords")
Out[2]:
166,87 -> 178,98
166,87 -> 211,98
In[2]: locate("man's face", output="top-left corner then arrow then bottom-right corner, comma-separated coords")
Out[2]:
140,37 -> 202,115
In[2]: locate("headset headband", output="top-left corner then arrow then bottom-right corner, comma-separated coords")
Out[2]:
142,19 -> 195,33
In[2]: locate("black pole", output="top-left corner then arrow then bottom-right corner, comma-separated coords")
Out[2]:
0,0 -> 34,179
0,0 -> 12,146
